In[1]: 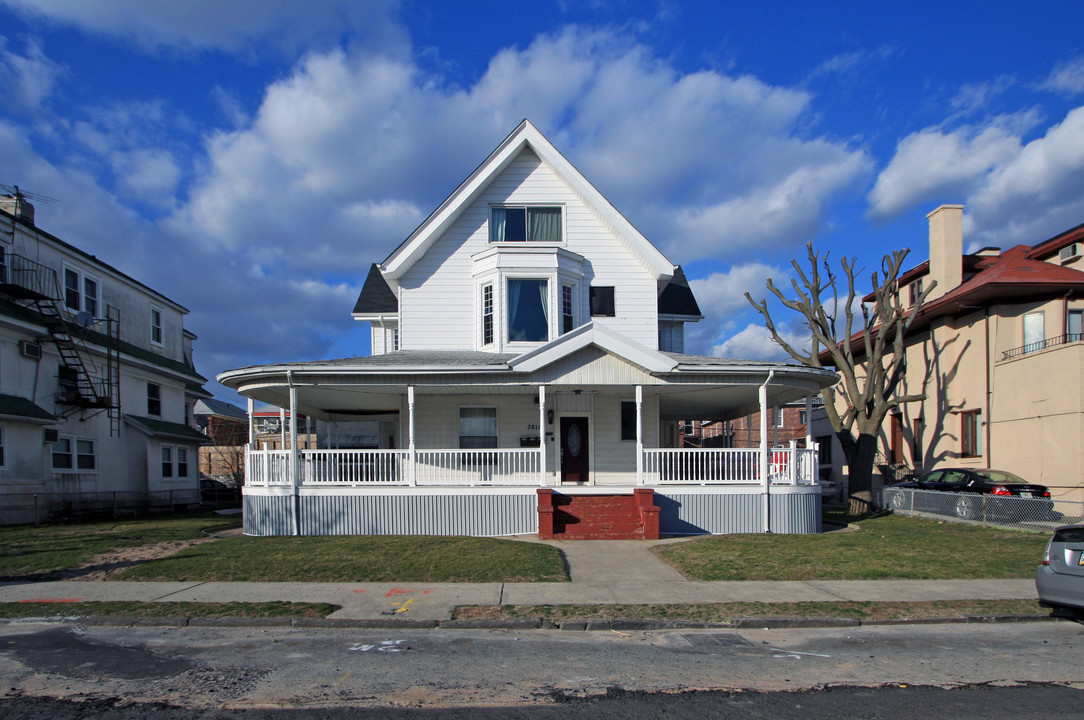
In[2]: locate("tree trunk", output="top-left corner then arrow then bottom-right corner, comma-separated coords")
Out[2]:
844,432 -> 879,515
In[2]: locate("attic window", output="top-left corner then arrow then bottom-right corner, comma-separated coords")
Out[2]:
490,206 -> 562,243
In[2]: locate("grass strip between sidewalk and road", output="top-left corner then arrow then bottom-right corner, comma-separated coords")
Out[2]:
115,535 -> 568,583
453,599 -> 1048,624
653,511 -> 1049,581
0,601 -> 340,619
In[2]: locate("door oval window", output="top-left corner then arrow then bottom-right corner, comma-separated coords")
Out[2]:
567,424 -> 582,457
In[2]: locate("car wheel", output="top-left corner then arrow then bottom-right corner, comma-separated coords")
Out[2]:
889,490 -> 906,510
954,495 -> 980,521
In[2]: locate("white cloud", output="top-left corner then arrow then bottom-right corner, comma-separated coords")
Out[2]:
0,0 -> 407,57
1041,56 -> 1084,95
111,148 -> 180,202
867,119 -> 1031,220
966,105 -> 1084,246
711,323 -> 798,361
949,76 -> 1016,116
0,36 -> 64,111
685,262 -> 789,356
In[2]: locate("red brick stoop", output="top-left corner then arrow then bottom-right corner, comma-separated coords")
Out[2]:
537,488 -> 660,540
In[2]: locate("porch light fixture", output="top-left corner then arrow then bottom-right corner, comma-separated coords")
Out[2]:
547,409 -> 555,425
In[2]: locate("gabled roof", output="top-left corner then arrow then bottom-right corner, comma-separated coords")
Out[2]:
658,266 -> 703,318
0,393 -> 56,424
380,119 -> 675,281
509,322 -> 679,374
124,415 -> 211,443
352,263 -> 398,317
1028,220 -> 1084,260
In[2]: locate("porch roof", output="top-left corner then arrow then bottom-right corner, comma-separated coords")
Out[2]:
218,338 -> 837,423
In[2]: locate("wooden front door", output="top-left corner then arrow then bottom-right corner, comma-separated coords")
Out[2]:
560,416 -> 589,484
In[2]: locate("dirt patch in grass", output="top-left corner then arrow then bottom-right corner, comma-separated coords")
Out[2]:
45,537 -> 220,581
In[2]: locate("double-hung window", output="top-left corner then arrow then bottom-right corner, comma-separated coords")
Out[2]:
150,306 -> 164,346
490,206 -> 562,243
162,446 -> 173,477
481,284 -> 494,345
63,266 -> 99,317
1023,311 -> 1044,353
961,409 -> 982,457
53,436 -> 95,471
161,446 -> 189,478
147,382 -> 161,416
459,407 -> 498,449
507,278 -> 548,342
561,284 -> 574,334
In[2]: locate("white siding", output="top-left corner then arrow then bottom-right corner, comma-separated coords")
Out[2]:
399,148 -> 660,351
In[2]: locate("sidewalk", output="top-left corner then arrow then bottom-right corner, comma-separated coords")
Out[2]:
0,535 -> 1043,628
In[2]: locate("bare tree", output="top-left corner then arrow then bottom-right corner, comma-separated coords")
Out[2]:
746,243 -> 933,514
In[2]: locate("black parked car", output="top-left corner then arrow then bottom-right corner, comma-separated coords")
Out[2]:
200,477 -> 236,503
888,468 -> 1053,521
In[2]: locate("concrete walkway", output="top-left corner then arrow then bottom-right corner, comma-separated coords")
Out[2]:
0,533 -> 1041,624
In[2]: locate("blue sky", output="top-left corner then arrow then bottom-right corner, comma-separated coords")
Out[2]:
2,1 -> 1083,402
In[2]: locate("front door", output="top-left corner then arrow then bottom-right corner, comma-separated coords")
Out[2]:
560,416 -> 589,484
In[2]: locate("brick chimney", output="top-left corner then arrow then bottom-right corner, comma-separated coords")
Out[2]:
926,204 -> 963,301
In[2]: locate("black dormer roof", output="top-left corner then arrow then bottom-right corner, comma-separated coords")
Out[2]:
353,264 -> 398,315
658,266 -> 702,318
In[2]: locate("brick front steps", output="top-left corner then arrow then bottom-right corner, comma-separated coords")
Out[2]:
537,488 -> 660,540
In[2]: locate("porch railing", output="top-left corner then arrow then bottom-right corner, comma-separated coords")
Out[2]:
245,443 -> 819,487
414,449 -> 541,486
642,443 -> 819,485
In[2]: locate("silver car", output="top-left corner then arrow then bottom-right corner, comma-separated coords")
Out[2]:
1036,523 -> 1084,622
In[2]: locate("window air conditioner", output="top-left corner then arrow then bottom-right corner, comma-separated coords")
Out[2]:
1060,244 -> 1080,263
19,340 -> 41,359
43,428 -> 59,444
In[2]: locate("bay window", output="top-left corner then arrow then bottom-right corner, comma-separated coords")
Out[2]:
507,278 -> 548,342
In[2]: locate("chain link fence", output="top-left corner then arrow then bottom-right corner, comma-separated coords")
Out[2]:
883,486 -> 1084,530
0,490 -> 204,526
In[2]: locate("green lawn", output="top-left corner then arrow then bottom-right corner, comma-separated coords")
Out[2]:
116,535 -> 568,583
0,513 -> 233,580
652,511 -> 1049,581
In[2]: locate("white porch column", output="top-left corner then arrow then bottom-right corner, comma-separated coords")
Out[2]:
279,408 -> 287,449
635,385 -> 644,486
760,370 -> 775,533
247,397 -> 255,447
288,381 -> 300,537
538,385 -> 547,486
408,386 -> 416,486
789,439 -> 798,485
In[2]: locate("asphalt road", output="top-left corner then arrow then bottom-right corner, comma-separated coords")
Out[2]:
0,620 -> 1081,716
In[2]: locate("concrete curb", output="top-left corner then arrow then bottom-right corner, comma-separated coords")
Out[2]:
0,613 -> 1061,631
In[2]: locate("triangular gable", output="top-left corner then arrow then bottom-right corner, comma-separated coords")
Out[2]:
381,119 -> 675,280
509,322 -> 678,374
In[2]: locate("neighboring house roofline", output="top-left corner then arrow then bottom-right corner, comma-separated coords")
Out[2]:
123,414 -> 211,443
1,207 -> 190,315
0,393 -> 56,424
380,119 -> 676,282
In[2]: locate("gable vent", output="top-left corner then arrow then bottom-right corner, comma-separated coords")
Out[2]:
19,340 -> 41,360
1060,244 -> 1080,263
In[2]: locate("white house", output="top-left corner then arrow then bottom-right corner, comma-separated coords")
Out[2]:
219,121 -> 838,538
0,192 -> 210,524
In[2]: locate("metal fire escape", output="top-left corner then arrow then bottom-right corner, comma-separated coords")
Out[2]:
0,253 -> 121,434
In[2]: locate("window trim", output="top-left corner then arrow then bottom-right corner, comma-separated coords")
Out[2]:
481,283 -> 494,346
589,286 -> 615,317
505,276 -> 550,345
150,305 -> 164,347
561,283 -> 575,335
62,263 -> 100,318
52,435 -> 97,473
161,444 -> 190,479
960,409 -> 982,458
489,205 -> 564,244
458,406 -> 499,449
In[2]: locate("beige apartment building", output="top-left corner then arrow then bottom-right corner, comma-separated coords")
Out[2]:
844,206 -> 1084,506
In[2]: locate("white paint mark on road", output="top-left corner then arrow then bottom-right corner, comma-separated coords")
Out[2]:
350,640 -> 408,653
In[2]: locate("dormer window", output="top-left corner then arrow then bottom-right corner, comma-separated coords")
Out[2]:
490,206 -> 562,243
908,277 -> 924,306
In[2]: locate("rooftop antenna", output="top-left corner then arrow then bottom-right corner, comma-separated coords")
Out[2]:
1,184 -> 57,232
0,184 -> 58,204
